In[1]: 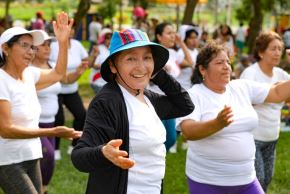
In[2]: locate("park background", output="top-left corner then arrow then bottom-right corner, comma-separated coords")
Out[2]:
0,0 -> 290,193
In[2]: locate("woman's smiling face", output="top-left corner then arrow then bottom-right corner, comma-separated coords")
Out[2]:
109,46 -> 154,95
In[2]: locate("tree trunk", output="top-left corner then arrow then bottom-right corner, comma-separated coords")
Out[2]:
247,0 -> 263,54
4,0 -> 11,28
73,0 -> 91,34
182,0 -> 199,24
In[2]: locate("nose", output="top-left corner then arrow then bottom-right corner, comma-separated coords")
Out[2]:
223,62 -> 232,70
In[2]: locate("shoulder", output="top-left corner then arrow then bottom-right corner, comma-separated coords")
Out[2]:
188,84 -> 204,98
240,63 -> 257,78
89,82 -> 124,109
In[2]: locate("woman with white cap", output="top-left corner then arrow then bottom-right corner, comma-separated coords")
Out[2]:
71,28 -> 194,194
0,12 -> 81,194
31,30 -> 88,194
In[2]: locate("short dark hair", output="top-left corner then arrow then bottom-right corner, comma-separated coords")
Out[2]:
192,40 -> 227,84
253,31 -> 283,61
154,22 -> 171,43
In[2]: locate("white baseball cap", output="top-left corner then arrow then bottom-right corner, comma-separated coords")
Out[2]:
178,24 -> 201,41
39,30 -> 55,41
0,26 -> 45,57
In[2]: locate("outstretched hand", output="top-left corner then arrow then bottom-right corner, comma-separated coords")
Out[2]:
54,126 -> 82,140
53,12 -> 74,43
102,139 -> 135,169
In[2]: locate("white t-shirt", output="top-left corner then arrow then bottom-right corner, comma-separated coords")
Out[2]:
50,39 -> 88,94
35,62 -> 62,123
176,48 -> 198,89
235,27 -> 246,42
240,62 -> 290,141
0,67 -> 42,165
88,21 -> 102,42
119,85 -> 166,194
176,80 -> 270,186
89,44 -> 109,87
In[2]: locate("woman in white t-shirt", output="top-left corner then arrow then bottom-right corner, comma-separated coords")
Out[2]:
240,31 -> 289,192
71,28 -> 194,194
177,41 -> 290,194
0,13 -> 81,194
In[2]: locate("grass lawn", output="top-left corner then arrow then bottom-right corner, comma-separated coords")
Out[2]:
2,132 -> 289,194
0,77 -> 290,193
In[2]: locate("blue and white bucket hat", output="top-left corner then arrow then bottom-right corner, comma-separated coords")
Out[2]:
101,28 -> 169,82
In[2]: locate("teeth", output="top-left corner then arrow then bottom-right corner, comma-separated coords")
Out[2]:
133,74 -> 145,78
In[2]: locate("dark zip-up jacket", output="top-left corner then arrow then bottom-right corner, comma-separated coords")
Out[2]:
71,70 -> 194,194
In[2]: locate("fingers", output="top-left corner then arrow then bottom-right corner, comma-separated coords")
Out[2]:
73,131 -> 82,138
117,157 -> 135,169
218,105 -> 234,126
102,139 -> 135,169
107,139 -> 123,148
68,18 -> 74,29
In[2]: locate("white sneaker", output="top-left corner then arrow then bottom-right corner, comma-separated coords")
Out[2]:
168,142 -> 177,153
54,150 -> 61,160
67,145 -> 74,155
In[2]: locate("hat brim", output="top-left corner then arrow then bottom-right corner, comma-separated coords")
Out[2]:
101,41 -> 169,82
29,30 -> 45,46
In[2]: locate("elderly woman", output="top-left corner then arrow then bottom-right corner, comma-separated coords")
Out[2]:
240,31 -> 289,192
71,29 -> 194,194
0,12 -> 81,194
177,41 -> 290,194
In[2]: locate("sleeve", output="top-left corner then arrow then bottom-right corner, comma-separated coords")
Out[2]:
78,41 -> 89,59
0,78 -> 10,101
26,66 -> 41,84
147,69 -> 194,120
240,66 -> 255,79
176,90 -> 201,131
71,97 -> 117,172
243,79 -> 270,105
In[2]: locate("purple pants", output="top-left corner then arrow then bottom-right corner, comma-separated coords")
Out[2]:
39,122 -> 55,186
187,177 -> 265,194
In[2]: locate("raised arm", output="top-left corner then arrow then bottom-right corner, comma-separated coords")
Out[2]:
61,60 -> 89,84
36,12 -> 73,90
175,33 -> 193,68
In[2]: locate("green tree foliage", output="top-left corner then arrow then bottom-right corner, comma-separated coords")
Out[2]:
98,0 -> 120,26
235,0 -> 290,53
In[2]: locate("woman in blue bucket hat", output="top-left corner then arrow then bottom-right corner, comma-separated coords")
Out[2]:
71,28 -> 194,194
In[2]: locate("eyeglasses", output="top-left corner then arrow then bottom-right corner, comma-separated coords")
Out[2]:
16,41 -> 38,52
